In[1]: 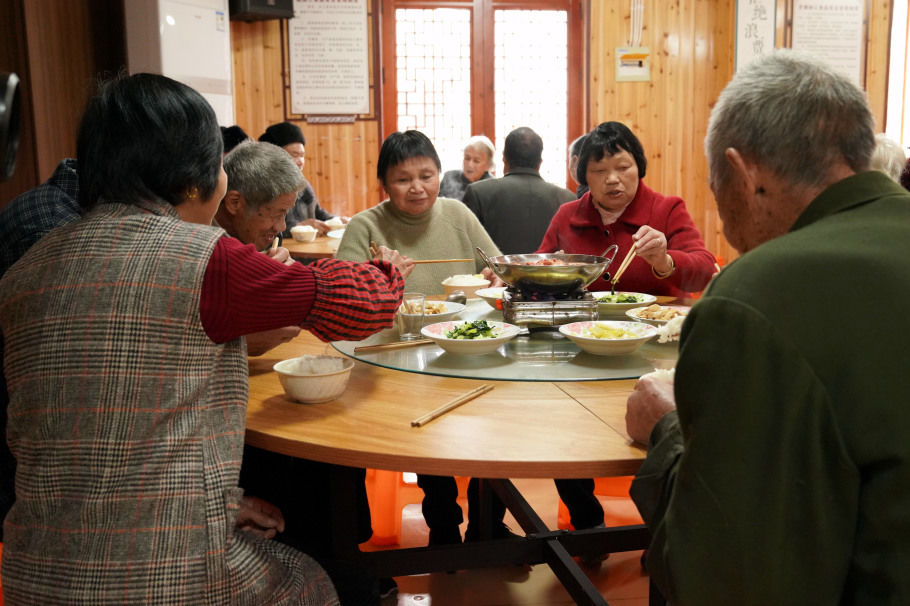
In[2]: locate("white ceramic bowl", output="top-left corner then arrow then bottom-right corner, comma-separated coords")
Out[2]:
325,217 -> 345,228
421,320 -> 520,355
290,225 -> 318,242
558,320 -> 657,356
441,275 -> 491,299
475,286 -> 506,310
398,300 -> 466,325
273,355 -> 355,404
625,304 -> 690,325
590,291 -> 658,318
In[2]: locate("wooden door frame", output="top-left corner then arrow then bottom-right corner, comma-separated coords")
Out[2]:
378,0 -> 588,152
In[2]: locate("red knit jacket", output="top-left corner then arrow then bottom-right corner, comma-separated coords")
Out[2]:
536,182 -> 715,296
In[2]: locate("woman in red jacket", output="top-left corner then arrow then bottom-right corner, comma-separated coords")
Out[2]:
537,121 -> 715,297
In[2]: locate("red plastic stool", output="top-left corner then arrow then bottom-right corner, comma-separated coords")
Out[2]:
556,476 -> 644,529
364,469 -> 469,546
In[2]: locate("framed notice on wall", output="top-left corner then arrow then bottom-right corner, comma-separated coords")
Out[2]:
735,0 -> 776,72
288,0 -> 370,116
791,0 -> 865,86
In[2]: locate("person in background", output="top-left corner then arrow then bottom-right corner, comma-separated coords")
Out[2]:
258,121 -> 347,237
462,126 -> 576,254
0,72 -> 409,606
221,124 -> 251,155
337,130 -> 509,546
0,158 -> 80,541
869,132 -> 906,182
439,134 -> 495,201
569,133 -> 590,197
537,121 -> 715,296
626,50 -> 910,604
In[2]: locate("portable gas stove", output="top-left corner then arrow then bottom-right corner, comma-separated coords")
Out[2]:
501,284 -> 597,330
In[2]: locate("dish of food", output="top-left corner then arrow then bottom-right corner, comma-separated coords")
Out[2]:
524,259 -> 587,266
558,320 -> 657,356
625,304 -> 690,324
591,291 -> 658,317
421,320 -> 520,355
397,300 -> 465,324
441,274 -> 491,298
475,286 -> 506,309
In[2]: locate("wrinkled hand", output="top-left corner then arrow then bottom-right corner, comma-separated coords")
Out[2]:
236,496 -> 285,539
246,326 -> 301,356
264,246 -> 295,266
626,373 -> 677,445
374,245 -> 414,280
632,225 -> 673,275
481,267 -> 503,287
299,218 -> 331,235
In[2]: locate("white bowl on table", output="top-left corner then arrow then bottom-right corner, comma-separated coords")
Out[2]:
290,225 -> 318,242
558,320 -> 657,356
441,275 -> 491,299
591,291 -> 657,318
421,320 -> 520,355
475,286 -> 506,310
398,300 -> 466,326
273,355 -> 354,404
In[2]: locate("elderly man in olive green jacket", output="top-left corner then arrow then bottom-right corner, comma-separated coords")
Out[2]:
626,51 -> 910,604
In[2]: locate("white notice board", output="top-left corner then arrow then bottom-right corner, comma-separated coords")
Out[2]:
792,0 -> 865,86
289,0 -> 370,115
735,0 -> 776,72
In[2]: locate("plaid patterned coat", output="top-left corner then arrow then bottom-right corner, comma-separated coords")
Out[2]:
0,200 -> 338,605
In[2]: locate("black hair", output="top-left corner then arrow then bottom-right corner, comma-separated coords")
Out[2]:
576,122 -> 647,187
376,130 -> 441,185
258,121 -> 306,148
503,127 -> 543,169
221,125 -> 251,154
76,73 -> 222,211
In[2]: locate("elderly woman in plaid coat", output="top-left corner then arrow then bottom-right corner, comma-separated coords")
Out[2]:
0,74 -> 409,605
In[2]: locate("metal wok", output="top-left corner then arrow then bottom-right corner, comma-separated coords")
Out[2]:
477,246 -> 618,293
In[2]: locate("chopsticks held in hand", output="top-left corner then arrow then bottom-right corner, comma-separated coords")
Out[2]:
411,384 -> 494,427
369,240 -> 470,265
611,244 -> 637,285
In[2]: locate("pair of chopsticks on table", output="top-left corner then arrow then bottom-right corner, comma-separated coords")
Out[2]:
369,240 -> 471,265
411,384 -> 494,427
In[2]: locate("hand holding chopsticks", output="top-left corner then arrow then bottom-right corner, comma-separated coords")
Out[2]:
611,244 -> 637,286
411,384 -> 494,427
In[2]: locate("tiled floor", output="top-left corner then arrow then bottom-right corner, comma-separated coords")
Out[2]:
366,478 -> 651,606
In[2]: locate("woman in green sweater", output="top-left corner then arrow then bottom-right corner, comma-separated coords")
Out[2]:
337,131 -> 509,545
337,130 -> 500,294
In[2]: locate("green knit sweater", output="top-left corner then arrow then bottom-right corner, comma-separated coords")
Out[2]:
336,197 -> 501,294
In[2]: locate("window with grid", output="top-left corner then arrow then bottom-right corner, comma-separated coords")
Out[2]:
381,1 -> 585,188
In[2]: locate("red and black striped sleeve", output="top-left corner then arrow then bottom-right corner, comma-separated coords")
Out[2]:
200,236 -> 403,343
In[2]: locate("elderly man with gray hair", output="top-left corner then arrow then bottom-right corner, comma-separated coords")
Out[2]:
626,51 -> 910,604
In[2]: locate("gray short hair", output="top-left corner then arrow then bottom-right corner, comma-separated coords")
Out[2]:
705,51 -> 875,190
465,135 -> 495,162
224,141 -> 305,209
870,133 -> 907,182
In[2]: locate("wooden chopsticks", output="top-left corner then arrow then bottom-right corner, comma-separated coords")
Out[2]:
369,241 -> 471,265
611,244 -> 637,285
411,384 -> 494,427
353,339 -> 432,354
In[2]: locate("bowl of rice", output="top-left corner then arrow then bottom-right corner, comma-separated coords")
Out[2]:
273,354 -> 355,404
441,274 -> 491,299
558,320 -> 657,356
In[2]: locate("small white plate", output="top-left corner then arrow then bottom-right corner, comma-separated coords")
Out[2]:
559,320 -> 657,356
421,320 -> 520,355
326,228 -> 346,239
625,305 -> 690,325
475,286 -> 506,310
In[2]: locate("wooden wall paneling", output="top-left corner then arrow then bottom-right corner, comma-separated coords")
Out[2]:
230,19 -> 286,135
864,0 -> 893,129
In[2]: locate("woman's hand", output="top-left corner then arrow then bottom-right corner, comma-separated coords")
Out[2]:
264,246 -> 295,266
374,245 -> 415,280
632,225 -> 674,275
481,267 -> 503,287
235,496 -> 285,539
